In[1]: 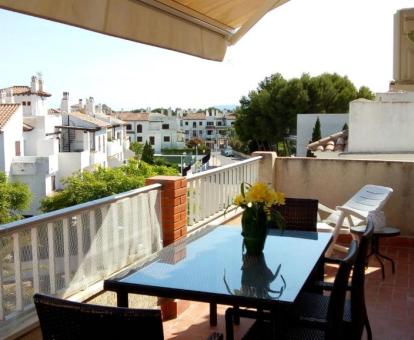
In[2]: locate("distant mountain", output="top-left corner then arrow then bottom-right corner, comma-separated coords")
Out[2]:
212,104 -> 237,111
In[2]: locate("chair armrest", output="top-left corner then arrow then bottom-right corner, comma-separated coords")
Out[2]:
324,256 -> 342,265
313,280 -> 334,291
336,206 -> 367,220
318,203 -> 336,215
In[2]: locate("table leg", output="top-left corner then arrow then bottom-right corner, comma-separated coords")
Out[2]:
116,291 -> 128,307
209,302 -> 217,326
233,305 -> 240,325
225,308 -> 234,340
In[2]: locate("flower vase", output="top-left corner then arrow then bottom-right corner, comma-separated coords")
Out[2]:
241,208 -> 268,255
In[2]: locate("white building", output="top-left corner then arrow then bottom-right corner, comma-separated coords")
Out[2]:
0,75 -> 59,215
308,92 -> 414,161
115,111 -> 185,153
182,109 -> 235,150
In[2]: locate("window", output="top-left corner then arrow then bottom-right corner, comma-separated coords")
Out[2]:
137,124 -> 142,133
199,130 -> 203,136
22,101 -> 26,106
137,136 -> 143,142
164,136 -> 170,142
162,124 -> 169,130
15,141 -> 21,156
199,121 -> 202,126
27,101 -> 31,106
193,122 -> 197,128
217,121 -> 222,126
126,124 -> 132,130
207,130 -> 212,135
185,122 -> 188,126
207,122 -> 214,126
192,131 -> 197,137
185,130 -> 189,135
149,136 -> 155,145
51,175 -> 56,191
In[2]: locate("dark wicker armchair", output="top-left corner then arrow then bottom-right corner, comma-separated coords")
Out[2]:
271,197 -> 319,232
297,220 -> 374,340
34,294 -> 223,340
225,240 -> 358,340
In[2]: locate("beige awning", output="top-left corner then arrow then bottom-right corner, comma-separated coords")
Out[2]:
0,0 -> 288,61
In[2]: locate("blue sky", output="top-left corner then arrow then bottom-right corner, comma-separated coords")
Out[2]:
0,0 -> 412,111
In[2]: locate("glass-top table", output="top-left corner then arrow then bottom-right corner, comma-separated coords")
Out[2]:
104,226 -> 332,314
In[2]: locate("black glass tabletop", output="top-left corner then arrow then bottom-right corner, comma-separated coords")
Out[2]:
104,226 -> 331,307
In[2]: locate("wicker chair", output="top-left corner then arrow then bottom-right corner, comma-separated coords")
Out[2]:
271,197 -> 319,232
225,240 -> 358,340
297,220 -> 374,340
34,294 -> 223,340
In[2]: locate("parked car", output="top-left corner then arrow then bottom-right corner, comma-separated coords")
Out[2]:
221,148 -> 234,157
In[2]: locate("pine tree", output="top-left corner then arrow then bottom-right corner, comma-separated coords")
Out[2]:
342,123 -> 349,131
311,117 -> 322,142
141,141 -> 154,164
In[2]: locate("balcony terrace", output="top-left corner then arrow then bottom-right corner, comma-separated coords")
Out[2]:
1,153 -> 413,339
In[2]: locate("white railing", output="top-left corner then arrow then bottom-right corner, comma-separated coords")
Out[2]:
0,184 -> 162,335
186,156 -> 262,231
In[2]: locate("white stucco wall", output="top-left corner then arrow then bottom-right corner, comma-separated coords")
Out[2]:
296,114 -> 349,157
349,98 -> 414,153
0,106 -> 24,174
57,150 -> 91,189
10,155 -> 57,215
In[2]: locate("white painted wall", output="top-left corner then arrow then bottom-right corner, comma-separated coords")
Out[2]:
349,96 -> 414,153
296,114 -> 349,157
0,106 -> 24,174
57,150 -> 91,189
10,155 -> 57,215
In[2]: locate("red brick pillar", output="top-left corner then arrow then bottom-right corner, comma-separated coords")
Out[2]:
145,175 -> 187,246
145,175 -> 189,319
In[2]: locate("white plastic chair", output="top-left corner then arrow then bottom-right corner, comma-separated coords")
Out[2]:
317,184 -> 393,255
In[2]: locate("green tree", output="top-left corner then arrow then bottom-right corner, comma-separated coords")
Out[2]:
357,86 -> 375,100
141,141 -> 154,164
129,141 -> 143,159
311,117 -> 322,142
40,159 -> 178,212
342,123 -> 349,131
234,72 -> 373,152
0,172 -> 31,224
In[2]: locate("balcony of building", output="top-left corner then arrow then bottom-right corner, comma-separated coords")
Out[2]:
1,153 -> 413,339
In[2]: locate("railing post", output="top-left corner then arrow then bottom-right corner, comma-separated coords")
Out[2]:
145,175 -> 188,320
145,176 -> 187,247
252,151 -> 277,188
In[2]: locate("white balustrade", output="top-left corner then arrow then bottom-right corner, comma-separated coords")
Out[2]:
186,156 -> 262,231
0,184 -> 162,335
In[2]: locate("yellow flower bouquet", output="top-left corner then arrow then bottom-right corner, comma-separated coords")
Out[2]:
234,182 -> 285,255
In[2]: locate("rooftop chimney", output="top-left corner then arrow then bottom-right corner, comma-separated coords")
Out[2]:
30,75 -> 39,92
61,91 -> 69,114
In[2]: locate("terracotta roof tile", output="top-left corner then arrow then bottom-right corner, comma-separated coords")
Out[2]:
48,108 -> 60,114
183,112 -> 206,120
94,112 -> 126,125
307,130 -> 348,153
23,122 -> 34,131
69,111 -> 110,128
114,112 -> 149,121
0,86 -> 51,97
0,104 -> 20,130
